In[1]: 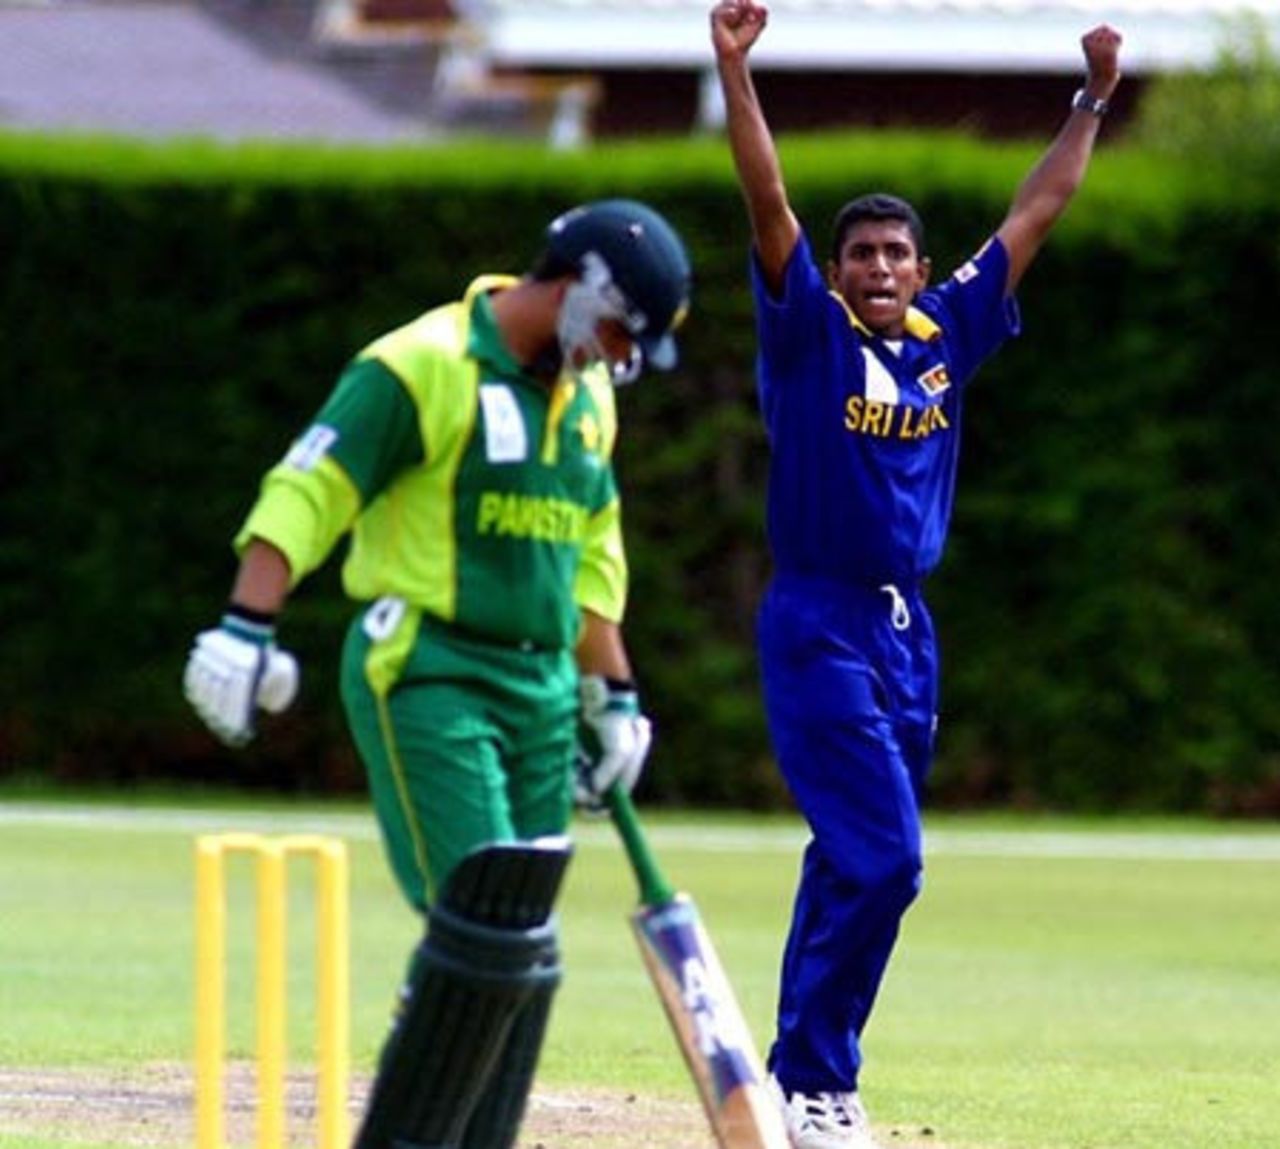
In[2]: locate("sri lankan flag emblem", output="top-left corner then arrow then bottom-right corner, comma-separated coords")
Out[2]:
917,364 -> 951,397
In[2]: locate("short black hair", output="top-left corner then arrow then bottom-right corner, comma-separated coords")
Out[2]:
530,248 -> 575,282
831,194 -> 926,263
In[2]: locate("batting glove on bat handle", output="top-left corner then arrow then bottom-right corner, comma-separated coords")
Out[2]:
183,608 -> 299,748
576,674 -> 652,809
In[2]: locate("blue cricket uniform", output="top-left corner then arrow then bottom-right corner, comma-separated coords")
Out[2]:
751,232 -> 1020,1093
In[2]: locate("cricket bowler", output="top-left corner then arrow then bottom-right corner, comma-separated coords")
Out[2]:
710,2 -> 1122,1145
183,198 -> 693,1148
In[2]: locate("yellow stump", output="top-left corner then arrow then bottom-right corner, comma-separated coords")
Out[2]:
194,832 -> 350,1149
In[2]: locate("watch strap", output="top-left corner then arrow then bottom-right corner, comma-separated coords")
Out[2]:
1072,87 -> 1109,117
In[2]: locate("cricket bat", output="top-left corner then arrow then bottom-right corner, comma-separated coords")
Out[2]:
605,787 -> 790,1149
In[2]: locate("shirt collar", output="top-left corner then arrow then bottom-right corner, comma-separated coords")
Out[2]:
829,290 -> 942,343
464,275 -> 524,373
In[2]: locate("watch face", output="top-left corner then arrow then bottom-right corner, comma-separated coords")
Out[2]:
1073,89 -> 1107,115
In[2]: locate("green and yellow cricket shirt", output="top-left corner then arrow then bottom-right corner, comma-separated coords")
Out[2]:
235,275 -> 628,652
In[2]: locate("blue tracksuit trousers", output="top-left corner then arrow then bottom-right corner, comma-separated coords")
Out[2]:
758,574 -> 937,1094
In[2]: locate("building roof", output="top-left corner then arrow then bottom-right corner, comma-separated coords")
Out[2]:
3,0 -> 1276,145
0,0 -> 439,142
460,0 -> 1280,73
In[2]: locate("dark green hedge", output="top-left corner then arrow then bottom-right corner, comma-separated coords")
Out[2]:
2,130 -> 1276,813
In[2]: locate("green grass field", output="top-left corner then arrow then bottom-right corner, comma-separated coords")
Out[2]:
1,793 -> 1277,1149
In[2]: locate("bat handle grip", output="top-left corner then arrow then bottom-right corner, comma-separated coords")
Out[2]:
605,786 -> 677,907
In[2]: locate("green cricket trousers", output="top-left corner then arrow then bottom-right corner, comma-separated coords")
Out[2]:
340,597 -> 578,912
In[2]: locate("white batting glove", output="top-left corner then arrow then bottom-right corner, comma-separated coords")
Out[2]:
576,674 -> 652,809
183,610 -> 299,748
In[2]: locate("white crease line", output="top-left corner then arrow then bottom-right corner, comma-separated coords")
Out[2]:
1,802 -> 1279,861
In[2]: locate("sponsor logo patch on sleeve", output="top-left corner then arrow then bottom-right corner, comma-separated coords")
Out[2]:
284,424 -> 339,471
955,238 -> 994,284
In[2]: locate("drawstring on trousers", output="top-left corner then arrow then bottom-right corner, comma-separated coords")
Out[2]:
879,584 -> 911,631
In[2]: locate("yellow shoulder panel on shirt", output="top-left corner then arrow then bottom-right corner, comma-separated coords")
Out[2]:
574,496 -> 627,624
338,279 -> 513,616
574,367 -> 623,619
580,368 -> 619,461
355,277 -> 521,460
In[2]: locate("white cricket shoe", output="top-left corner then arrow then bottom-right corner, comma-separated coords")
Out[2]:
768,1075 -> 881,1149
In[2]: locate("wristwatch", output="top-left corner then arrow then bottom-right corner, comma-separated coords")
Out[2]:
1071,88 -> 1109,117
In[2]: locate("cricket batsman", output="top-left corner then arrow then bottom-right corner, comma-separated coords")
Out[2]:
183,198 -> 693,1148
711,2 -> 1122,1146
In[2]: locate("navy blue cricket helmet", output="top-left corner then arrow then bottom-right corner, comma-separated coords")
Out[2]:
545,199 -> 692,371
